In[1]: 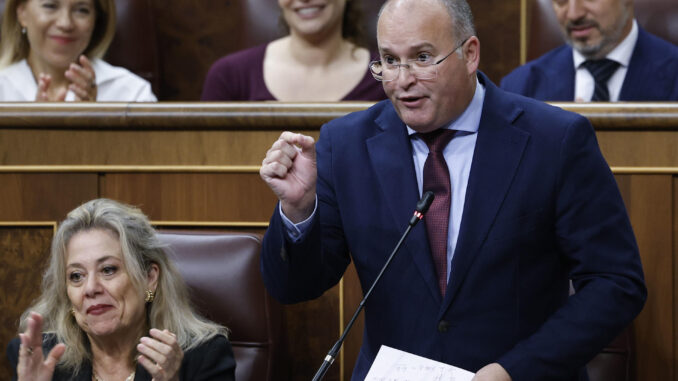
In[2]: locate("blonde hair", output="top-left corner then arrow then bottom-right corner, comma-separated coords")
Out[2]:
0,0 -> 117,68
19,198 -> 227,374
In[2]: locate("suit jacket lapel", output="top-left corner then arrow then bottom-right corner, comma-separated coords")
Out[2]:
620,27 -> 650,100
542,47 -> 576,101
367,105 -> 442,303
442,76 -> 529,313
620,27 -> 669,101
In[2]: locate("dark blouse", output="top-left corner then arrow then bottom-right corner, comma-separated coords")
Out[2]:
7,334 -> 235,381
201,43 -> 387,101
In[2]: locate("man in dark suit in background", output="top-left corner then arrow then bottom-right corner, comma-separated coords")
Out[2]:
501,0 -> 678,101
259,0 -> 646,380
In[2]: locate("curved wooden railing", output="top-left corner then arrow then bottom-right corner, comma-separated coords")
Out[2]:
0,102 -> 677,129
1,102 -> 677,169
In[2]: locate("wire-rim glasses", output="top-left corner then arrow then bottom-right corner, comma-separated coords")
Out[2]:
369,37 -> 470,82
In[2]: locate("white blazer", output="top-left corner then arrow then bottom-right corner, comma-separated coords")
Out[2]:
0,59 -> 157,101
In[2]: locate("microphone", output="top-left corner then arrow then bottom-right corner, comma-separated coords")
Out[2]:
311,191 -> 435,381
409,190 -> 435,225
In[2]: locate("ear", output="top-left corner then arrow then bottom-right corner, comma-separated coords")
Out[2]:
463,36 -> 480,76
146,263 -> 159,292
16,2 -> 28,29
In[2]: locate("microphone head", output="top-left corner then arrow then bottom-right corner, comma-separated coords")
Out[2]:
416,191 -> 435,214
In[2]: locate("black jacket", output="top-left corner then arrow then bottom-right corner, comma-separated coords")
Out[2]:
7,334 -> 235,381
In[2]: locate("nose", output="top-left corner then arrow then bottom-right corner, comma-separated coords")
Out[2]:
55,9 -> 74,30
84,274 -> 103,297
566,0 -> 586,20
394,64 -> 417,89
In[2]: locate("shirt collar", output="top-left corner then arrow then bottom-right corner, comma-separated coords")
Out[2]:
406,76 -> 485,136
573,19 -> 638,68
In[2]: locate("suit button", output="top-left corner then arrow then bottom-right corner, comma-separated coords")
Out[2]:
280,247 -> 288,261
438,320 -> 449,333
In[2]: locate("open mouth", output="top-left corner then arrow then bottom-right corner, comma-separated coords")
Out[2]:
399,96 -> 426,107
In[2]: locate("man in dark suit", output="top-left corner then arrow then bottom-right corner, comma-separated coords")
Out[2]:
501,0 -> 678,101
259,0 -> 647,380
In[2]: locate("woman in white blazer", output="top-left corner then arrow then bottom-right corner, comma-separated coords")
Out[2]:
0,0 -> 156,102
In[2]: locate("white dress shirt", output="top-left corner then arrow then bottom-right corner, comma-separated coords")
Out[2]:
573,20 -> 638,102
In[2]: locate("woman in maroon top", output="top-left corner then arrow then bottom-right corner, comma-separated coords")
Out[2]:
201,0 -> 386,101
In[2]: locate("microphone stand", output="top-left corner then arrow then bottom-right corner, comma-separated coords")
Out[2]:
311,192 -> 434,381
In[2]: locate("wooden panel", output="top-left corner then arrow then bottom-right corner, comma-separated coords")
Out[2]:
153,225 -> 268,235
598,131 -> 678,167
0,103 -> 372,129
0,130 -> 317,166
616,175 -> 674,380
285,290 -> 341,381
472,0 -> 522,84
151,1 -> 255,100
100,173 -> 277,222
0,174 -> 98,221
342,263 -> 364,381
0,103 -> 676,169
0,226 -> 54,381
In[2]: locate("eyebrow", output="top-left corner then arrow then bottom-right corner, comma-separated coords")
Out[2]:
67,255 -> 121,269
379,42 -> 437,55
71,0 -> 94,7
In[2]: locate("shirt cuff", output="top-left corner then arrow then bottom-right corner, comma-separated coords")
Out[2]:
279,196 -> 318,243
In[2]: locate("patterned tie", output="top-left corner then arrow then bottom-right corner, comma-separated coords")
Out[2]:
421,129 -> 456,297
581,59 -> 620,101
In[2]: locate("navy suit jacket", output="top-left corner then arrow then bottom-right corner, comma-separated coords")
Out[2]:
500,27 -> 678,101
261,73 -> 646,380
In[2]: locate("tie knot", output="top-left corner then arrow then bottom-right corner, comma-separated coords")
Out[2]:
420,129 -> 456,153
581,58 -> 620,83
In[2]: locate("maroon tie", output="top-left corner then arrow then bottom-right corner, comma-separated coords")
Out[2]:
421,129 -> 456,297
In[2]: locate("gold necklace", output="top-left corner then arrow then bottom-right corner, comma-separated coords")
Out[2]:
92,371 -> 135,381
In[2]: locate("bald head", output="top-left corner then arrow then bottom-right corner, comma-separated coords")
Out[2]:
379,0 -> 476,45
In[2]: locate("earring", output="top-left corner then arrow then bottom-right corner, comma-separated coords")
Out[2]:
145,290 -> 155,303
70,308 -> 75,317
21,27 -> 26,35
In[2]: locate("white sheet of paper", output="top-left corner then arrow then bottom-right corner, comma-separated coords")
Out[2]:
365,345 -> 475,381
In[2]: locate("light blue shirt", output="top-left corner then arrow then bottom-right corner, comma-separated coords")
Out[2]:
282,78 -> 486,282
408,79 -> 484,280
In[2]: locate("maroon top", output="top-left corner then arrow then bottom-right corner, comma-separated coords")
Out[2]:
201,43 -> 387,101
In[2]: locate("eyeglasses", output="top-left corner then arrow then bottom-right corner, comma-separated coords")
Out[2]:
369,38 -> 470,82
